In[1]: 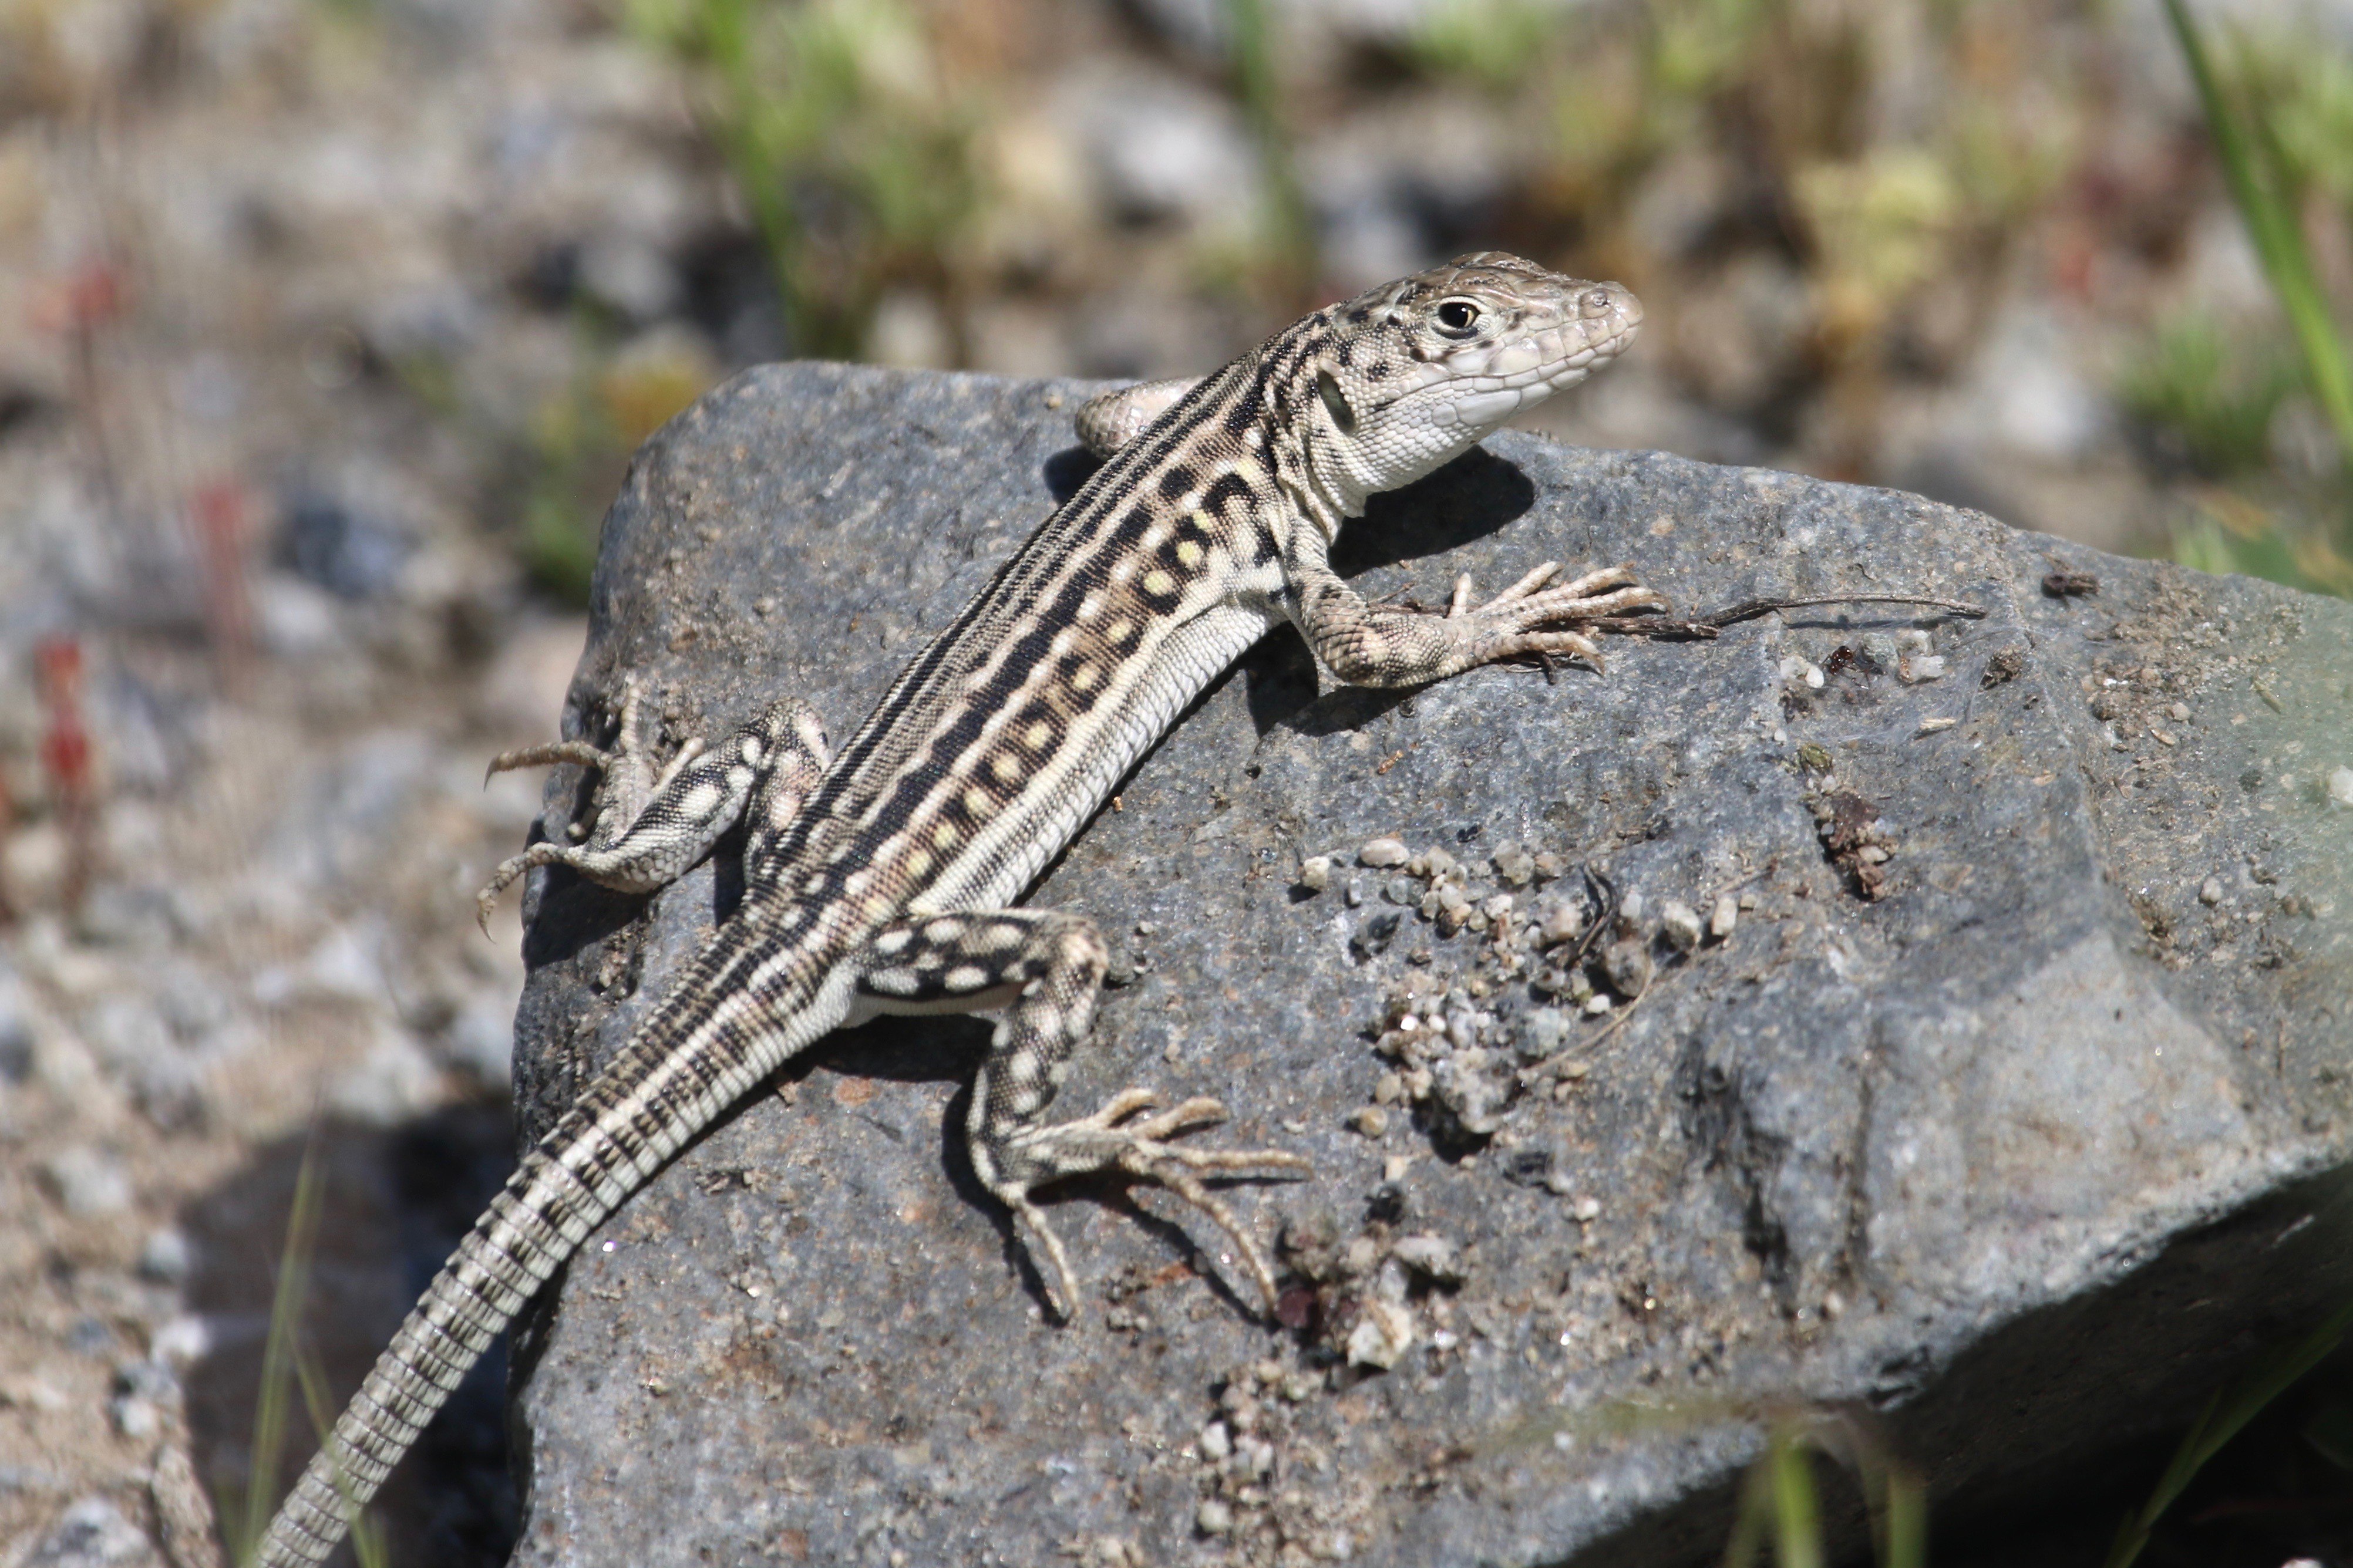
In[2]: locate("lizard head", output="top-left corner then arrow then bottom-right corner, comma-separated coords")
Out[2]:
1299,251 -> 1641,514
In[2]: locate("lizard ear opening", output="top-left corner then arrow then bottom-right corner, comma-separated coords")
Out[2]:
1316,369 -> 1357,436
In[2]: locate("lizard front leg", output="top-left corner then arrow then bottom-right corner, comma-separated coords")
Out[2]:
847,908 -> 1308,1320
1285,527 -> 1667,684
477,682 -> 832,929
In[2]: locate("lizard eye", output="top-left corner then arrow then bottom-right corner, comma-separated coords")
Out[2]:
1435,298 -> 1482,336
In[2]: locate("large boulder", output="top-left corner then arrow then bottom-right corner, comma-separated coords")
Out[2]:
503,362 -> 2352,1566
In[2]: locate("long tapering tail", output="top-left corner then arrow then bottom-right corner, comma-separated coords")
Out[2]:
252,929 -> 827,1567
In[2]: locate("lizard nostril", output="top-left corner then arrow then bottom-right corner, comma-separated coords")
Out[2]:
1581,288 -> 1616,316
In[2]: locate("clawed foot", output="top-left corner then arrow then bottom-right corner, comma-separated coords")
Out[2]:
1446,562 -> 1666,672
474,676 -> 695,932
994,1089 -> 1310,1323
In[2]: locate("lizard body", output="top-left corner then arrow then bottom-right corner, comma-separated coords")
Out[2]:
255,252 -> 1659,1566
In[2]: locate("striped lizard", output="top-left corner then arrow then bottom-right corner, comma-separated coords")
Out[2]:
255,252 -> 1662,1565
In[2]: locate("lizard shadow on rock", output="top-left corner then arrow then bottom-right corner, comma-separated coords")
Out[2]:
1043,445 -> 1103,505
1275,445 -> 1543,739
784,1015 -> 1270,1321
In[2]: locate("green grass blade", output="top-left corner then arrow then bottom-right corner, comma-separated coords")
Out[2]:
232,1132 -> 329,1564
1722,1452 -> 1773,1568
2163,0 -> 2353,471
2105,1300 -> 2353,1568
1223,0 -> 1317,292
292,1343 -> 389,1568
1878,1462 -> 1927,1568
1769,1428 -> 1824,1568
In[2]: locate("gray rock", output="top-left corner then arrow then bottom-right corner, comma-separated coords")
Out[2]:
508,362 -> 2353,1566
43,1145 -> 132,1219
21,1496 -> 159,1567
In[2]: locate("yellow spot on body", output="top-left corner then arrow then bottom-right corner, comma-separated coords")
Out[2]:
1071,663 -> 1099,692
992,754 -> 1023,784
1105,619 -> 1135,644
1190,508 -> 1214,530
1024,721 -> 1051,750
964,787 -> 992,817
1078,592 -> 1103,619
1143,570 -> 1176,595
903,848 -> 932,878
1175,540 -> 1204,568
934,821 -> 960,849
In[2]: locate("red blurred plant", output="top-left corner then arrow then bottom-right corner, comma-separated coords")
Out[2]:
191,479 -> 256,689
35,636 -> 98,915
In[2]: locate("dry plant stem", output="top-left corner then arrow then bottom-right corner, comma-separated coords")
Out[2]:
1591,593 -> 1988,642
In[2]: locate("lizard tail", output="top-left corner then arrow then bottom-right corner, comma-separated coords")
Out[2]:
253,936 -> 822,1566
253,1172 -> 560,1566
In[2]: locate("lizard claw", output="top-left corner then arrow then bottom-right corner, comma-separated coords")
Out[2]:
995,1091 -> 1310,1322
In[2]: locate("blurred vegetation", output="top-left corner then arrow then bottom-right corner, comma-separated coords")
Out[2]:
2106,1301 -> 2353,1568
1407,0 -> 2070,472
622,0 -> 989,361
1722,1414 -> 1926,1568
2150,0 -> 2353,597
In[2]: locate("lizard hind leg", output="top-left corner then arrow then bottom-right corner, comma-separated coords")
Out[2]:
850,908 -> 1309,1321
475,690 -> 832,932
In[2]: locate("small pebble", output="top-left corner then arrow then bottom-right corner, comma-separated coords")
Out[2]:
1709,894 -> 1738,940
1659,900 -> 1702,953
1349,1106 -> 1390,1138
1898,654 -> 1947,683
1480,893 -> 1515,921
1391,1234 -> 1462,1284
44,1146 -> 131,1218
1372,1071 -> 1403,1105
1570,1197 -> 1602,1222
1779,655 -> 1824,689
1345,879 -> 1364,906
2169,702 -> 2190,722
1617,891 -> 1644,923
1530,851 -> 1566,881
1199,1421 -> 1233,1460
1358,837 -> 1411,868
1537,899 -> 1584,946
1297,855 -> 1331,892
1344,1300 -> 1417,1369
1860,632 -> 1899,666
2329,767 -> 2353,810
1518,1007 -> 1569,1061
2199,876 -> 2224,906
1898,629 -> 1933,652
137,1229 -> 192,1285
1602,933 -> 1652,997
1491,841 -> 1535,886
1583,994 -> 1612,1016
1422,847 -> 1458,879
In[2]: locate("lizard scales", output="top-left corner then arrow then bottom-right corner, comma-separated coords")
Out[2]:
256,252 -> 1659,1565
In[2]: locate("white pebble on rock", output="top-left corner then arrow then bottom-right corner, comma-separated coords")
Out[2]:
1710,894 -> 1738,939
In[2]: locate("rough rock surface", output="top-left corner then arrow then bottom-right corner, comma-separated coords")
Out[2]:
505,362 -> 2352,1566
